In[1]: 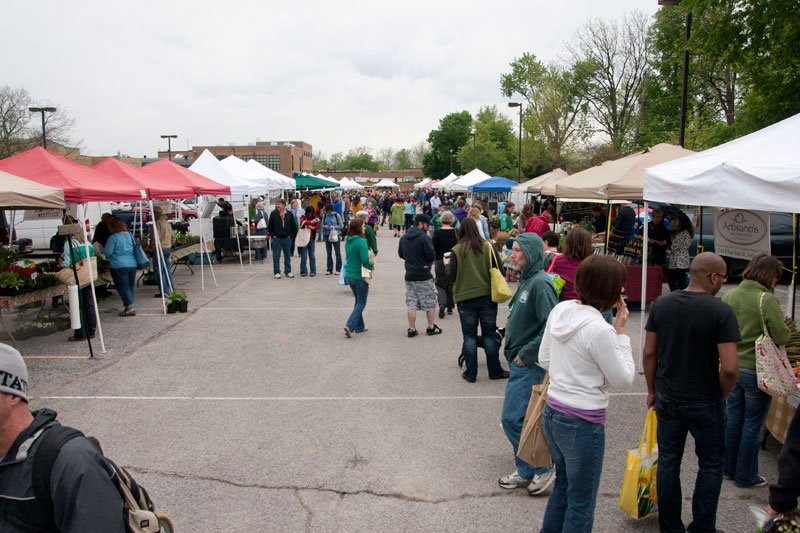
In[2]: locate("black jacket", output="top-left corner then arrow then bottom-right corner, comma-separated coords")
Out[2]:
0,409 -> 124,533
398,226 -> 435,281
267,209 -> 298,239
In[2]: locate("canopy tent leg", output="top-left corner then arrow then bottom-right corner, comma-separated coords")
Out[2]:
9,210 -> 15,245
605,200 -> 612,254
80,204 -> 105,354
792,214 -> 797,321
638,201 -> 649,375
697,206 -> 704,254
236,227 -> 244,271
149,200 -> 169,314
246,194 -> 252,266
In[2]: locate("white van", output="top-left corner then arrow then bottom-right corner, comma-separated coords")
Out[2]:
10,202 -> 113,250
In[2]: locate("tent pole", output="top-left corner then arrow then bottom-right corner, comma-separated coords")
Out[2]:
638,200 -> 649,375
246,194 -> 252,266
149,200 -> 168,314
236,219 -> 244,272
698,206 -> 704,254
792,214 -> 797,321
605,201 -> 612,254
80,204 -> 105,353
9,210 -> 15,245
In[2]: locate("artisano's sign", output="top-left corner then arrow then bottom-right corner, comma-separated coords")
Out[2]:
712,208 -> 771,260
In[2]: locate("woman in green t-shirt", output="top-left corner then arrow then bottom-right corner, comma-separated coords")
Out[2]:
343,218 -> 373,338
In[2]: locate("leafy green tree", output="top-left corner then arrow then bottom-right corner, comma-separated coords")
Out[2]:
394,148 -> 413,170
455,106 -> 517,178
340,146 -> 380,172
500,53 -> 591,164
329,152 -> 343,170
422,111 -> 472,179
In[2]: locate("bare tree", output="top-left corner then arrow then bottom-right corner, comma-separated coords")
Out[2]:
409,140 -> 430,168
568,11 -> 650,150
376,147 -> 395,171
0,85 -> 77,159
0,86 -> 32,159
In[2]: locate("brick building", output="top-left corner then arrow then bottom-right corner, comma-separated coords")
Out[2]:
162,141 -> 312,177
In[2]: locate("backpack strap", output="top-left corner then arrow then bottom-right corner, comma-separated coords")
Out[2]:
32,425 -> 85,530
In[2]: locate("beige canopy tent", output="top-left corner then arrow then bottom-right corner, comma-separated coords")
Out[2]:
0,170 -> 65,209
511,168 -> 570,195
555,144 -> 695,200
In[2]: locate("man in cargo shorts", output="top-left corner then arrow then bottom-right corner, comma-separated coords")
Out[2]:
398,214 -> 442,337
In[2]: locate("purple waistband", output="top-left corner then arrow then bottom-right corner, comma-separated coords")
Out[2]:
547,396 -> 607,425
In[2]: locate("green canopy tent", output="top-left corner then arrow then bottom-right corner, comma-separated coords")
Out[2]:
293,175 -> 337,190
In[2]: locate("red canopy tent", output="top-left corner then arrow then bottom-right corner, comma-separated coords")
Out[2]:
93,158 -> 195,199
137,160 -> 230,197
0,147 -> 145,203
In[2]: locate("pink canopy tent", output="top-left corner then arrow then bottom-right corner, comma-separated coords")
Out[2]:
137,160 -> 230,197
93,158 -> 195,199
0,147 -> 145,203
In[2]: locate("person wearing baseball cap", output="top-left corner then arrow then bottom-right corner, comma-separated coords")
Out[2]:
0,344 -> 125,532
398,213 -> 442,337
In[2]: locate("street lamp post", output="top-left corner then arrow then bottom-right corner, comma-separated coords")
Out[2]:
658,0 -> 691,147
28,107 -> 57,149
160,134 -> 177,161
508,102 -> 523,182
469,128 -> 476,170
449,149 -> 454,173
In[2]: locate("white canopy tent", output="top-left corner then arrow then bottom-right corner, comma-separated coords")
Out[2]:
315,174 -> 340,186
219,156 -> 272,193
644,113 -> 800,212
414,178 -> 432,189
431,173 -> 459,190
189,150 -> 263,196
245,160 -> 294,190
644,112 -> 800,321
339,177 -> 364,190
447,168 -> 492,192
374,178 -> 399,188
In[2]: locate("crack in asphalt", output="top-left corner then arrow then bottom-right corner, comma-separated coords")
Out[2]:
125,465 -> 508,505
294,489 -> 313,533
41,271 -> 256,396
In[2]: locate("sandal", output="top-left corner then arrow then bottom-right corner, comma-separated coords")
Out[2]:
426,324 -> 443,335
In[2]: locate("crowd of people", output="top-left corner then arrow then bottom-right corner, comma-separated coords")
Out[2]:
3,184 -> 800,532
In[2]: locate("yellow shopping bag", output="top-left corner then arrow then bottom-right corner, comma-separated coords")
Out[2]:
619,408 -> 658,520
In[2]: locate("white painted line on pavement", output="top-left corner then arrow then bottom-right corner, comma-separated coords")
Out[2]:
198,307 -> 409,311
40,393 -> 647,401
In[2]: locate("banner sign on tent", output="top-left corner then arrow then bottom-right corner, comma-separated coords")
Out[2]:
24,208 -> 63,221
712,208 -> 771,260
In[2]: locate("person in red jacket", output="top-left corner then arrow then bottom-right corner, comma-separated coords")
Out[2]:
525,208 -> 554,236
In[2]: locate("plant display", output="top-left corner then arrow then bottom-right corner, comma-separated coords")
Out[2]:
0,247 -> 21,269
174,231 -> 200,246
165,290 -> 188,304
0,271 -> 24,289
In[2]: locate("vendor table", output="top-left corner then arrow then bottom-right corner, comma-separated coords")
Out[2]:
766,393 -> 800,444
623,264 -> 663,303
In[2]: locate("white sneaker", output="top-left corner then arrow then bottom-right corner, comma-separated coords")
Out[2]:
528,469 -> 556,495
274,273 -> 281,279
498,470 -> 531,490
286,273 -> 295,278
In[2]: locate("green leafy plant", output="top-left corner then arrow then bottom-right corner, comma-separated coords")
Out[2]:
0,271 -> 24,289
165,290 -> 188,304
0,247 -> 21,270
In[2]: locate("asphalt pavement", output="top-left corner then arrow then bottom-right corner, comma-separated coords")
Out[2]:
19,228 -> 783,532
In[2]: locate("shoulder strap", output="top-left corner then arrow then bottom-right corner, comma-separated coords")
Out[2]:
32,426 -> 85,530
546,253 -> 560,274
758,292 -> 769,335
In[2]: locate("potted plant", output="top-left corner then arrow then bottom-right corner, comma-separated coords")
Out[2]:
165,291 -> 188,313
0,271 -> 25,296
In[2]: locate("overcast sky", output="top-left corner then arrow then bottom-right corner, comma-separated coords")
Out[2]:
3,0 -> 658,160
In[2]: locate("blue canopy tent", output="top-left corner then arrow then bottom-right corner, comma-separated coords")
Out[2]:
468,176 -> 518,192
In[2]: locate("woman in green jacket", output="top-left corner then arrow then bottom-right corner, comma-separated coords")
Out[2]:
722,254 -> 791,487
343,218 -> 373,338
390,199 -> 405,237
61,228 -> 97,341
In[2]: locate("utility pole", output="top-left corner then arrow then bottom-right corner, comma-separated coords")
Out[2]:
29,107 -> 57,149
161,134 -> 177,161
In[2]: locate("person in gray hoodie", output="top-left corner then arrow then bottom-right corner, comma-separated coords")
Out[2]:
498,233 -> 559,496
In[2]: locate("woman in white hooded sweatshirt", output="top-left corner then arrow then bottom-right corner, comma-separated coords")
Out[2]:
538,254 -> 635,533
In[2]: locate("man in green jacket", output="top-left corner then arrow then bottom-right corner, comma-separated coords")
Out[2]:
499,233 -> 558,496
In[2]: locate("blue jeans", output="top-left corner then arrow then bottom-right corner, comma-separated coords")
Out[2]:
346,278 -> 369,331
272,236 -> 292,274
254,228 -> 268,260
656,393 -> 726,533
541,405 -> 605,533
325,239 -> 342,273
404,213 -> 413,230
299,240 -> 316,276
502,361 -> 550,480
110,267 -> 136,308
155,248 -> 174,294
457,296 -> 503,380
724,368 -> 771,487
